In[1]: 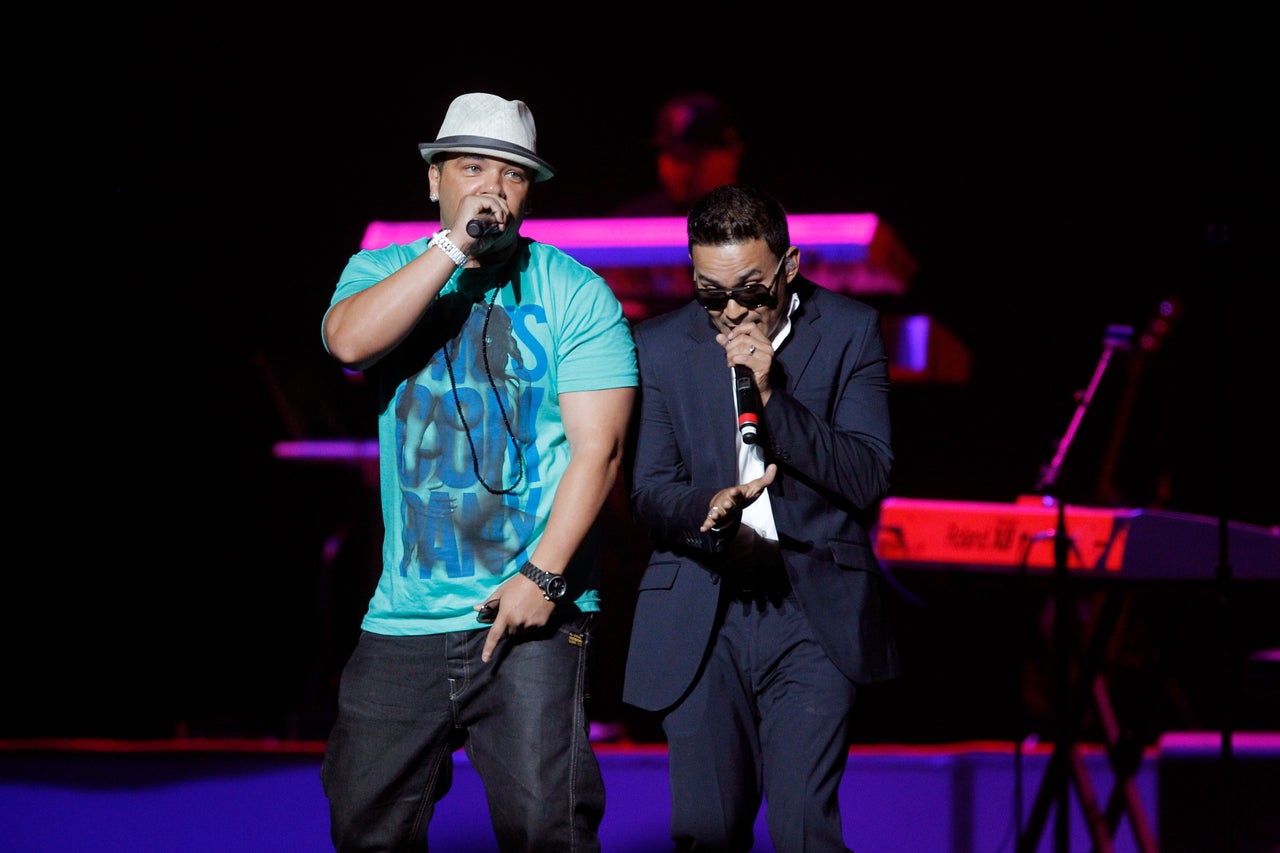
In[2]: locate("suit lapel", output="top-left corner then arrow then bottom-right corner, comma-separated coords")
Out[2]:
776,284 -> 821,393
678,306 -> 741,482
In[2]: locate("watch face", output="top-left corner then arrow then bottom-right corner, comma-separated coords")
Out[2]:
545,575 -> 568,600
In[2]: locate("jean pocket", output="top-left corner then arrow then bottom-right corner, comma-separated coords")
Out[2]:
560,610 -> 596,648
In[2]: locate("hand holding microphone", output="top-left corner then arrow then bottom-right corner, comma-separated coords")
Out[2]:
466,216 -> 501,238
726,333 -> 767,446
455,193 -> 508,242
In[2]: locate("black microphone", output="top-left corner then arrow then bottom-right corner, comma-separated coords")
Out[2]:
465,218 -> 501,238
733,364 -> 760,445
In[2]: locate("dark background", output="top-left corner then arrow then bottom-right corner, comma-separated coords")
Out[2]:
11,7 -> 1277,743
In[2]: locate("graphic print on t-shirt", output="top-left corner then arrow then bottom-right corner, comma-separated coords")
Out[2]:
394,298 -> 540,579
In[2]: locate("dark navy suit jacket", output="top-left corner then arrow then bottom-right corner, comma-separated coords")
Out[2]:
622,276 -> 901,713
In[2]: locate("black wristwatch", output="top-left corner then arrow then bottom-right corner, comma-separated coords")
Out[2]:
519,561 -> 567,602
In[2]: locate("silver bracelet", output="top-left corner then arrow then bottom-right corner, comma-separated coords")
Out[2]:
429,229 -> 467,267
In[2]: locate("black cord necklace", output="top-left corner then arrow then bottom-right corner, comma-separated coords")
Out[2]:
441,287 -> 525,496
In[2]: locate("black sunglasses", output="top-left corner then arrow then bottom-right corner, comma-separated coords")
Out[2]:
692,255 -> 786,311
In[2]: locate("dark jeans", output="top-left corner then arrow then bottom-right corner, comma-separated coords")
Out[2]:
321,613 -> 604,852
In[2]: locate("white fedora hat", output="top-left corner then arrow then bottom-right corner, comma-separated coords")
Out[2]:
418,93 -> 555,182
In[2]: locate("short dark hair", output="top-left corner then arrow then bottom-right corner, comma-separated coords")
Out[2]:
687,184 -> 790,258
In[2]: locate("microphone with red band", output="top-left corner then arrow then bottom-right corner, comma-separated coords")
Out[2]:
733,364 -> 760,445
466,217 -> 501,238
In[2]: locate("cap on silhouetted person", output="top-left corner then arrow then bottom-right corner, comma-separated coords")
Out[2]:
613,92 -> 744,217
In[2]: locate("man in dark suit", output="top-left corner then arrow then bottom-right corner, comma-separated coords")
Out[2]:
623,184 -> 901,852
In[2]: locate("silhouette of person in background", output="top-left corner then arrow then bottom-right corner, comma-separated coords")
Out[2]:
613,92 -> 745,218
604,92 -> 748,320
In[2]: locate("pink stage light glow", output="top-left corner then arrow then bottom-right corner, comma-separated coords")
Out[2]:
362,214 -> 884,268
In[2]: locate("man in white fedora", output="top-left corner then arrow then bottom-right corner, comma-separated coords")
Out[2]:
320,92 -> 637,852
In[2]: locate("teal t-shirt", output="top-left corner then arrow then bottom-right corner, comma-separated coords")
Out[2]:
324,237 -> 638,635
